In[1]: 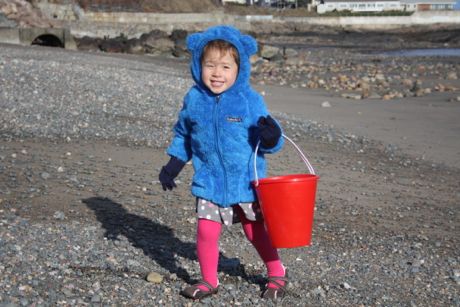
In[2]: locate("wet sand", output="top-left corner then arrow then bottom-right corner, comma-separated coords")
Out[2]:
259,85 -> 460,168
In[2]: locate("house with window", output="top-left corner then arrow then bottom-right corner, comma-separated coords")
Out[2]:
316,0 -> 402,13
400,0 -> 456,11
315,0 -> 456,12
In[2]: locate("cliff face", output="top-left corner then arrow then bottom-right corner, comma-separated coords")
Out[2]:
0,0 -> 222,28
0,0 -> 56,27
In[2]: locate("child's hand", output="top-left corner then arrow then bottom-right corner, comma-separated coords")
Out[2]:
257,115 -> 281,149
159,157 -> 186,191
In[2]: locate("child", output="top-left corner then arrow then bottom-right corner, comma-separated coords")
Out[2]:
159,25 -> 287,300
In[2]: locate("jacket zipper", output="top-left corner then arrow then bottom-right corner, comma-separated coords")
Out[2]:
213,95 -> 228,205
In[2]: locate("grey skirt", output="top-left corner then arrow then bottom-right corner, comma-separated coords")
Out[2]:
196,198 -> 263,226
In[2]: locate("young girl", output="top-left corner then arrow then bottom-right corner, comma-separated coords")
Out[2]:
159,25 -> 287,300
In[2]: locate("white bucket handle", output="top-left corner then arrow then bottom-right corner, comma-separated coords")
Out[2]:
253,134 -> 316,187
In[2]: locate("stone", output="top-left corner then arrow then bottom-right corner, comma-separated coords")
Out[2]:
341,93 -> 362,100
312,286 -> 326,298
144,38 -> 174,54
452,269 -> 460,284
75,36 -> 101,52
146,271 -> 163,284
447,72 -> 458,80
375,73 -> 385,81
91,295 -> 101,303
260,44 -> 281,60
341,282 -> 353,290
284,48 -> 298,58
53,211 -> 65,220
126,38 -> 144,54
100,38 -> 126,53
402,78 -> 414,87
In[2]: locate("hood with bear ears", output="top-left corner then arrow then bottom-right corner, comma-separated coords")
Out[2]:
186,25 -> 258,94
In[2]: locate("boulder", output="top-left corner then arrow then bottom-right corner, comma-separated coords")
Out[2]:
144,37 -> 174,55
140,30 -> 169,47
260,44 -> 281,60
75,36 -> 101,52
100,36 -> 127,53
126,37 -> 144,54
170,29 -> 189,57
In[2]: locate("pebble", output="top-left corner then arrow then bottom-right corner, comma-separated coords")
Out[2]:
312,286 -> 327,298
53,211 -> 65,220
452,270 -> 460,284
146,272 -> 164,284
321,101 -> 332,108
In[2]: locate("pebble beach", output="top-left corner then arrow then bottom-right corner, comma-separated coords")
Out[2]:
0,39 -> 459,306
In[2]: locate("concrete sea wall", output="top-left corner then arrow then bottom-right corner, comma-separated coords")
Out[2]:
66,11 -> 460,38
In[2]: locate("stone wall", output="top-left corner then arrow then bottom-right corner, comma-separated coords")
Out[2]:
0,27 -> 20,44
65,11 -> 460,38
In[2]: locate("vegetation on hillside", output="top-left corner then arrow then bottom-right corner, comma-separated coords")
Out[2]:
46,0 -> 221,12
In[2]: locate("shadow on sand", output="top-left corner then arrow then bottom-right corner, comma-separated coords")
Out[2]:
83,196 -> 254,285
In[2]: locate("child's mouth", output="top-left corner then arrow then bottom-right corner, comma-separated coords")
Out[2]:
211,80 -> 224,87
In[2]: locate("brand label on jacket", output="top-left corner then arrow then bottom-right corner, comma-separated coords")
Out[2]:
226,116 -> 242,123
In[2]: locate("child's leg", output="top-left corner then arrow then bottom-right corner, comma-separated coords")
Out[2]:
235,207 -> 285,288
196,218 -> 222,289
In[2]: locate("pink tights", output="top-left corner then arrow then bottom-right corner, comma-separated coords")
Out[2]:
196,206 -> 285,290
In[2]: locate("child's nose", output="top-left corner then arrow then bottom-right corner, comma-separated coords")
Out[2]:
212,67 -> 223,76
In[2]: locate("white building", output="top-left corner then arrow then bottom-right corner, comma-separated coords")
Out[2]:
400,0 -> 456,11
317,0 -> 401,13
316,0 -> 456,13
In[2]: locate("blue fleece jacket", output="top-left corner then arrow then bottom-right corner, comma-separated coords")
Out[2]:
167,25 -> 284,207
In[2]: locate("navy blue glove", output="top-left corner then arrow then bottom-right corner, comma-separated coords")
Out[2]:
159,156 -> 186,191
257,115 -> 282,149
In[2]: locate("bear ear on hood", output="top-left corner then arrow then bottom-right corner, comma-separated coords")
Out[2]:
240,34 -> 258,56
186,32 -> 203,52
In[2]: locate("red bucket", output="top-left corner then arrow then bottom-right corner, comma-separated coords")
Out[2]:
252,135 -> 319,248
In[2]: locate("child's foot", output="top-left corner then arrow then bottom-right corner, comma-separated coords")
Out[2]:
180,280 -> 218,300
261,274 -> 289,300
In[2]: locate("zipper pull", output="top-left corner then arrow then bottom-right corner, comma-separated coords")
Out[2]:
216,95 -> 220,103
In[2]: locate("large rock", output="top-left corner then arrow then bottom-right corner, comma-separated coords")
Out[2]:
99,35 -> 128,53
140,30 -> 168,47
170,29 -> 189,58
126,37 -> 144,54
260,44 -> 282,60
140,30 -> 174,55
75,36 -> 101,52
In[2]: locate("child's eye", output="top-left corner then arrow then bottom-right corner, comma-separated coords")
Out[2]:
224,66 -> 231,69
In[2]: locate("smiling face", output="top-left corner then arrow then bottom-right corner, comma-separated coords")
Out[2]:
201,44 -> 239,95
